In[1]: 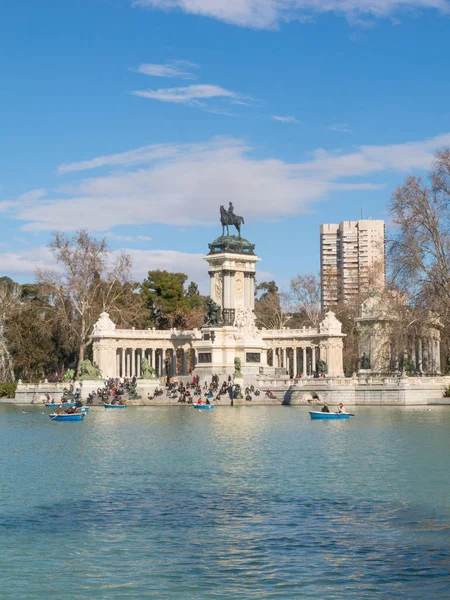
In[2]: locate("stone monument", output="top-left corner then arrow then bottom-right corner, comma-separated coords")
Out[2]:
193,204 -> 269,384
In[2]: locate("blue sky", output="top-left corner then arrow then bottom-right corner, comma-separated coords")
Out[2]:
1,0 -> 450,291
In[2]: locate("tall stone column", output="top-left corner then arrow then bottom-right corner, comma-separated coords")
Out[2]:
244,274 -> 250,308
436,339 -> 441,374
162,349 -> 165,376
182,350 -> 187,376
120,348 -> 125,378
282,348 -> 287,371
418,338 -> 423,373
223,272 -> 230,309
209,270 -> 215,299
249,273 -> 255,309
423,338 -> 429,374
312,347 -> 316,375
131,349 -> 136,377
137,350 -> 141,377
229,272 -> 235,309
302,347 -> 306,376
171,349 -> 177,377
294,348 -> 298,377
126,351 -> 131,378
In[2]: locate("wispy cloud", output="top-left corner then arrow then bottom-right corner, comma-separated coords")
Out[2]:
328,122 -> 352,133
132,84 -> 253,108
133,0 -> 450,29
272,115 -> 300,124
107,233 -> 153,242
136,60 -> 200,79
11,132 -> 450,233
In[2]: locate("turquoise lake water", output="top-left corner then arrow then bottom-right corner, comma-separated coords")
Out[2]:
1,405 -> 450,599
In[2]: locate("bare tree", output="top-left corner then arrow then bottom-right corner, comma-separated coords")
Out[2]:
0,279 -> 21,381
390,149 -> 450,317
255,287 -> 292,329
37,230 -> 132,374
288,273 -> 321,327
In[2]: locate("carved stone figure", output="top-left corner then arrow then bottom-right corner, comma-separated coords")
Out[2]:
93,312 -> 116,334
234,357 -> 242,378
316,359 -> 328,375
220,204 -> 245,238
204,298 -> 223,327
141,357 -> 157,379
360,352 -> 371,370
234,307 -> 259,339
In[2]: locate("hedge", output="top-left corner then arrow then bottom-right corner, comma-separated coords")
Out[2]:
0,382 -> 17,398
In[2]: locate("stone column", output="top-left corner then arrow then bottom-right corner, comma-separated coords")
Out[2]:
229,272 -> 235,309
436,339 -> 441,374
282,348 -> 287,371
302,347 -> 306,376
130,349 -> 135,377
171,349 -> 177,377
244,274 -> 250,308
209,270 -> 215,299
120,348 -> 124,378
182,350 -> 187,376
137,350 -> 141,377
223,272 -> 230,310
418,338 -> 423,373
161,350 -> 166,377
249,274 -> 255,310
423,338 -> 429,374
312,346 -> 316,375
293,348 -> 298,377
126,351 -> 131,378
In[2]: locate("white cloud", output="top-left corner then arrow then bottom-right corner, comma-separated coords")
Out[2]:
328,122 -> 352,133
120,249 -> 207,288
10,133 -> 450,233
272,115 -> 300,124
133,0 -> 450,29
136,60 -> 200,79
132,83 -> 252,108
0,247 -> 57,277
107,233 -> 153,243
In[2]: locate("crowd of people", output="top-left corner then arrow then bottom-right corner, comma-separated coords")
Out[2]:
158,375 -> 262,404
86,377 -> 137,405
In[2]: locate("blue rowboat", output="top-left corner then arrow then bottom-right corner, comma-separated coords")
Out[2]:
46,402 -> 76,408
79,407 -> 89,413
310,411 -> 351,420
49,413 -> 85,422
104,404 -> 127,409
193,404 -> 215,410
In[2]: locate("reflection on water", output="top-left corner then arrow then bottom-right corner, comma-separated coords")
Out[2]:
1,405 -> 450,599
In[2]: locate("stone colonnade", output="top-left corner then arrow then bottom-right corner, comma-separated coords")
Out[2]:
399,336 -> 441,374
114,347 -> 196,378
269,346 -> 319,377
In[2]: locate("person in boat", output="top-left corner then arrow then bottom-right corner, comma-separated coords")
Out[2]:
197,398 -> 202,405
66,406 -> 76,414
206,398 -> 210,405
321,403 -> 330,413
336,402 -> 345,414
75,398 -> 83,408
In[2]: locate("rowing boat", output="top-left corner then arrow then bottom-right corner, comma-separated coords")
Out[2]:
104,404 -> 127,409
193,404 -> 215,410
49,413 -> 85,422
309,411 -> 351,420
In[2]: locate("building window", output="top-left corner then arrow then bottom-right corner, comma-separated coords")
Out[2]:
198,353 -> 212,364
246,352 -> 261,363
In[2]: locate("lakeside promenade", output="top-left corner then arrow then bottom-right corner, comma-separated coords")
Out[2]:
3,374 -> 450,406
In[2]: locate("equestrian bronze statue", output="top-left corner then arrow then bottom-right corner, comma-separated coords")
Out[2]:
220,203 -> 245,238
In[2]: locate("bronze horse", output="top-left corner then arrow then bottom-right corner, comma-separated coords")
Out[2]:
220,205 -> 245,238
